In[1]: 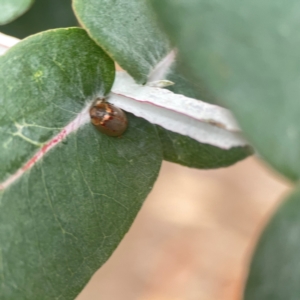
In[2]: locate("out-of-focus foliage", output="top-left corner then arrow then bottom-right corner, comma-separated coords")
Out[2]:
0,0 -> 77,38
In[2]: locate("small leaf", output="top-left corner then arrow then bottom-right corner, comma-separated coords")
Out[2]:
150,0 -> 300,181
0,0 -> 34,25
72,0 -> 171,84
0,28 -> 162,299
244,186 -> 300,300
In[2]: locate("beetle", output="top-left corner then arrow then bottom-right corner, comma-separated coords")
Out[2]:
89,98 -> 128,136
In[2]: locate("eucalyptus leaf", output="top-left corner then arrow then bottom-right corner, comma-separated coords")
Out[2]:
151,0 -> 300,181
157,126 -> 252,169
0,0 -> 33,25
244,187 -> 300,300
72,0 -> 251,169
166,59 -> 220,105
72,0 -> 171,84
155,61 -> 251,167
0,28 -> 162,299
109,69 -> 251,170
0,27 -> 115,180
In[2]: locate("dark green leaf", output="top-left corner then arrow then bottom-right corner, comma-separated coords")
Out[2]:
73,0 -> 171,84
0,0 -> 33,25
0,28 -> 162,299
0,27 -> 115,179
0,0 -> 77,39
160,60 -> 252,168
166,59 -> 221,105
111,71 -> 251,169
151,0 -> 300,180
73,0 -> 250,169
245,186 -> 300,300
157,126 -> 252,169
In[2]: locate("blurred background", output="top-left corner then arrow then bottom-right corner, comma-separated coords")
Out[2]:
0,0 -> 77,39
77,157 -> 291,300
1,2 -> 292,299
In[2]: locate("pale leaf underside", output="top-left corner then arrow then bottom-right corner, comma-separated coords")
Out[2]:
111,71 -> 247,149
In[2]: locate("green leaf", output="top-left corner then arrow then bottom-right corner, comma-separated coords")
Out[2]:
110,71 -> 252,169
165,60 -> 219,105
244,186 -> 300,300
0,0 -> 33,25
73,0 -> 250,169
151,0 -> 300,181
0,27 -> 115,179
72,0 -> 171,84
0,0 -> 77,39
157,126 -> 252,169
0,28 -> 162,299
160,60 -> 252,168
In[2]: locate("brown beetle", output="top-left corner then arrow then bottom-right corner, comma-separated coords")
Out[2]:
89,98 -> 128,136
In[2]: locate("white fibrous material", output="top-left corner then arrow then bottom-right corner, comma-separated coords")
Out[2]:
110,71 -> 248,149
